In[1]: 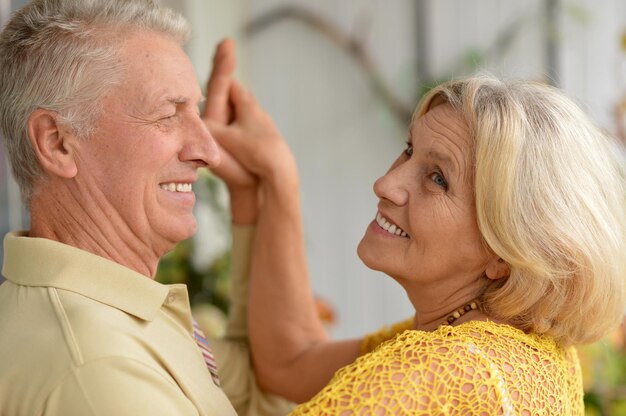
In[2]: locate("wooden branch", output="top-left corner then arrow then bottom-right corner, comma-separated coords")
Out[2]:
244,5 -> 531,127
244,5 -> 413,125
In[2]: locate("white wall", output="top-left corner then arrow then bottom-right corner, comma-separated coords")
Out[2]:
559,0 -> 626,127
160,0 -> 247,84
244,1 -> 417,339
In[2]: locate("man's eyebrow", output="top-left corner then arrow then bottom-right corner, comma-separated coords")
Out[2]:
165,95 -> 206,105
168,96 -> 188,105
147,96 -> 205,113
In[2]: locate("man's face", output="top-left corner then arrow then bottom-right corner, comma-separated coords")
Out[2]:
73,31 -> 219,255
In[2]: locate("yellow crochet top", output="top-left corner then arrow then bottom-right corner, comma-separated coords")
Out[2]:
291,320 -> 584,415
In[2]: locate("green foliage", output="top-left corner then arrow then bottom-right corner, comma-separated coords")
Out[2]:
156,239 -> 232,314
155,171 -> 232,315
581,334 -> 626,415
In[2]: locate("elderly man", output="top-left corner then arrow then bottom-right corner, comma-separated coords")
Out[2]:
0,0 -> 298,414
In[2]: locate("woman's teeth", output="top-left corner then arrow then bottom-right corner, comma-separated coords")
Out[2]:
159,183 -> 193,192
376,212 -> 408,237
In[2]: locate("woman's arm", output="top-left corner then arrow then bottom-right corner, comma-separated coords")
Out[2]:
250,146 -> 362,402
207,81 -> 362,402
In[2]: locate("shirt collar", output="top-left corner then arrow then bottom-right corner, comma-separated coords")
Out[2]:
2,231 -> 178,322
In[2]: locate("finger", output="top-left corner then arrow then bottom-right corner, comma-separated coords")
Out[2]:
204,118 -> 228,142
210,142 -> 257,188
203,38 -> 237,123
229,80 -> 260,123
204,118 -> 242,155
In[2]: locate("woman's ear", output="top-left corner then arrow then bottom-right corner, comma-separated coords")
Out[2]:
28,109 -> 78,179
485,256 -> 511,281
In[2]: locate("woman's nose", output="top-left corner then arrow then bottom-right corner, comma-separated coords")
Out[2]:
373,168 -> 409,206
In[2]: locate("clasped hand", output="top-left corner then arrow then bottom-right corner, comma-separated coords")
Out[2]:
202,39 -> 299,224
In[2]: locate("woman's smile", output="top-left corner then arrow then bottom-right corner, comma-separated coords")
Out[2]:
374,212 -> 409,237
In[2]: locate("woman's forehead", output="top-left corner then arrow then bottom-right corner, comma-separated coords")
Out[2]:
411,103 -> 470,147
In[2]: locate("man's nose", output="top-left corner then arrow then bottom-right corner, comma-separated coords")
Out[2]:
181,115 -> 221,169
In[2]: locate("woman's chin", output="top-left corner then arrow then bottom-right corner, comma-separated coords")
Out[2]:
356,239 -> 368,263
357,240 -> 384,272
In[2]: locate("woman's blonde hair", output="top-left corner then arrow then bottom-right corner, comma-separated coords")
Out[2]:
418,75 -> 626,346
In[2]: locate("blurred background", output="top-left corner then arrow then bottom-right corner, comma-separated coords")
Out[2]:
1,0 -> 625,413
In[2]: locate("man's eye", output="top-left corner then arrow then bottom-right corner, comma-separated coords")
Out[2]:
404,142 -> 413,157
430,172 -> 448,190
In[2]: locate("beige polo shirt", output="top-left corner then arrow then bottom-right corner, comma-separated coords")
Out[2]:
0,226 -> 293,416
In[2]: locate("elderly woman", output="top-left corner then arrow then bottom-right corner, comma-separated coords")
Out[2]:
209,69 -> 625,413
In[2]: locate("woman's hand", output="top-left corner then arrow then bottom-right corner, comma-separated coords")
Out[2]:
202,39 -> 259,225
203,38 -> 236,125
205,81 -> 299,193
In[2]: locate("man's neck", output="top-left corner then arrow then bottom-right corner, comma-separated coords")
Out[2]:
28,186 -> 163,278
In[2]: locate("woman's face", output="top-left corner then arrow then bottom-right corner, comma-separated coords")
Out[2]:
357,103 -> 492,291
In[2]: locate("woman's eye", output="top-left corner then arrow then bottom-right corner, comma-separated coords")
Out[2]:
430,172 -> 448,190
404,142 -> 413,157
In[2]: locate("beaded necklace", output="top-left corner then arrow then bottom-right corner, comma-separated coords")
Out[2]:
440,300 -> 480,327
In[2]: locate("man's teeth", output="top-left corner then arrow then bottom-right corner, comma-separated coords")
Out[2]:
376,212 -> 408,237
160,183 -> 193,193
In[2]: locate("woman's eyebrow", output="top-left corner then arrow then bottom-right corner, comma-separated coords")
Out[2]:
426,148 -> 457,175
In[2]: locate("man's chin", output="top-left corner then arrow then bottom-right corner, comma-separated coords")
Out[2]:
177,222 -> 197,242
160,221 -> 197,249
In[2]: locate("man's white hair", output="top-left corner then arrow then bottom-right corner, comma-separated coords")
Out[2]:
0,0 -> 190,203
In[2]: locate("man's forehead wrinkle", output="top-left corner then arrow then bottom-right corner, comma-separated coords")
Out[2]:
129,92 -> 203,117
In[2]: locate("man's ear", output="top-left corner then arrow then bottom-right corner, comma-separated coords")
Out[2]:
485,256 -> 511,281
28,109 -> 78,179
